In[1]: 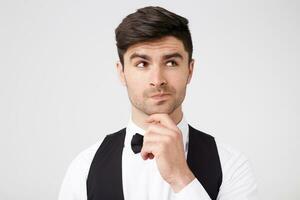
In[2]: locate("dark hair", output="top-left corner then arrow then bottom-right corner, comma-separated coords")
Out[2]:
115,6 -> 193,67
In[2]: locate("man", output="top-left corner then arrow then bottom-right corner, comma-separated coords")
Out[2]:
58,6 -> 258,200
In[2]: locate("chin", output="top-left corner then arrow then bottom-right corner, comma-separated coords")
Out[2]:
132,99 -> 179,115
144,106 -> 175,115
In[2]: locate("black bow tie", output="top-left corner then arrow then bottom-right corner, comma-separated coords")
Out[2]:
131,133 -> 144,154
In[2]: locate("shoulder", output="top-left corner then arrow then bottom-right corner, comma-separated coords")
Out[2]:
188,125 -> 246,163
214,139 -> 250,169
69,128 -> 126,169
59,139 -> 103,185
214,139 -> 257,187
65,127 -> 126,174
189,126 -> 250,169
72,139 -> 104,169
58,139 -> 104,200
214,139 -> 258,197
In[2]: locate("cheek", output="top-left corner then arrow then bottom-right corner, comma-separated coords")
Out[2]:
126,77 -> 146,98
168,74 -> 189,90
167,75 -> 189,100
128,78 -> 145,92
125,69 -> 146,84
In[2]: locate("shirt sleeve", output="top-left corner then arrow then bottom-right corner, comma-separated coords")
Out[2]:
172,142 -> 258,200
217,151 -> 258,200
172,178 -> 211,200
58,142 -> 101,200
58,153 -> 89,200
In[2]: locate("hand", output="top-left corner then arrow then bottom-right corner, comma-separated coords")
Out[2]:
141,114 -> 195,192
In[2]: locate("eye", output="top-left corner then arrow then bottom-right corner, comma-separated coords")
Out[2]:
136,61 -> 148,68
166,60 -> 178,67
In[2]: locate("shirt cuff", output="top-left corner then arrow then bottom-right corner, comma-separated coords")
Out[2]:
171,178 -> 211,200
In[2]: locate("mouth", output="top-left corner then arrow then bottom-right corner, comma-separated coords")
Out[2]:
150,93 -> 171,100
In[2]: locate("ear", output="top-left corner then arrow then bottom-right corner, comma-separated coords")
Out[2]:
187,59 -> 194,84
116,61 -> 127,86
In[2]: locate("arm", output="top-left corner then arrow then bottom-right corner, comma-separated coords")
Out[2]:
172,143 -> 258,200
58,142 -> 101,200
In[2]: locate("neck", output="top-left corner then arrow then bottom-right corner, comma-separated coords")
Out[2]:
131,106 -> 183,130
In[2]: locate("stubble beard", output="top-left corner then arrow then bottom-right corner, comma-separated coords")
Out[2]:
128,85 -> 187,116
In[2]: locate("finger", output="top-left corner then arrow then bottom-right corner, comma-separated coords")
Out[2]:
144,129 -> 172,145
148,153 -> 154,159
141,141 -> 160,160
141,152 -> 154,160
146,123 -> 174,136
144,124 -> 182,140
146,114 -> 179,132
142,131 -> 184,161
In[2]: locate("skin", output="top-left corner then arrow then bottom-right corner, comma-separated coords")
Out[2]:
116,36 -> 195,192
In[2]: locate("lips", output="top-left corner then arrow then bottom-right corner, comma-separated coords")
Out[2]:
149,93 -> 171,102
150,93 -> 170,98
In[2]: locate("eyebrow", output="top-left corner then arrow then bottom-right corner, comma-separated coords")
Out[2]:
129,53 -> 151,61
162,53 -> 184,60
129,52 -> 184,61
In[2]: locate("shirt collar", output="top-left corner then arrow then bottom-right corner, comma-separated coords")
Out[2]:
124,115 -> 189,153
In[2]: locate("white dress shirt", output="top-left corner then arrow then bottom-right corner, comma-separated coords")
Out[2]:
58,117 -> 258,200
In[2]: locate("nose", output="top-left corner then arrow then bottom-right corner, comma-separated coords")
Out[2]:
149,67 -> 167,87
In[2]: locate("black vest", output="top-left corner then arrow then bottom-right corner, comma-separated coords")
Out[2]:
87,125 -> 222,200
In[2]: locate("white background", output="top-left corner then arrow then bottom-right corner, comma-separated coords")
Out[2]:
0,0 -> 299,199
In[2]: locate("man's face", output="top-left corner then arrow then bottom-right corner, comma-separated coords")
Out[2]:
117,36 -> 194,116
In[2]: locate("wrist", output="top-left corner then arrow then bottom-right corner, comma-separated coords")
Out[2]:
169,169 -> 195,193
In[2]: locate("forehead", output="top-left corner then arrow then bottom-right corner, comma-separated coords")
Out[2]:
124,36 -> 188,59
